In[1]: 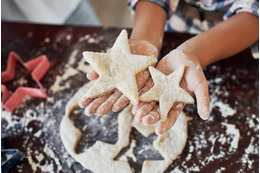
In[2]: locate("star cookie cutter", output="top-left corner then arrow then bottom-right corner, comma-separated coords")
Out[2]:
1,51 -> 51,112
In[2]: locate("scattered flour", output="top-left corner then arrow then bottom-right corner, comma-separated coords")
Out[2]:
221,122 -> 240,150
212,101 -> 236,117
78,34 -> 104,44
119,139 -> 137,162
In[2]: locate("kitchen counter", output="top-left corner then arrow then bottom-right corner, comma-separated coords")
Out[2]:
1,21 -> 258,172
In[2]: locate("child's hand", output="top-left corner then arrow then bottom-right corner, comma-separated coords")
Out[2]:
79,39 -> 158,116
132,49 -> 210,135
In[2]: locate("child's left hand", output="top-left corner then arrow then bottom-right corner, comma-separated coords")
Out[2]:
132,49 -> 210,135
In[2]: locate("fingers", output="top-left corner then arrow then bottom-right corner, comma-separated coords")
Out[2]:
96,90 -> 122,115
79,96 -> 93,108
84,94 -> 111,116
155,103 -> 183,135
132,102 -> 144,115
139,77 -> 154,95
194,79 -> 210,120
81,70 -> 149,115
112,95 -> 130,112
142,105 -> 160,125
134,102 -> 156,122
87,69 -> 99,80
155,103 -> 184,135
136,70 -> 150,90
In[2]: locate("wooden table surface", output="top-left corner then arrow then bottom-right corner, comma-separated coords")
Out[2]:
1,21 -> 259,172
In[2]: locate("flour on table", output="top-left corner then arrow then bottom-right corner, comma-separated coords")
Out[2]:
50,48 -> 92,93
1,95 -> 71,172
221,122 -> 240,150
78,34 -> 104,44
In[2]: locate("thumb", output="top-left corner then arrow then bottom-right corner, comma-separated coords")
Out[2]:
87,69 -> 99,80
193,78 -> 210,120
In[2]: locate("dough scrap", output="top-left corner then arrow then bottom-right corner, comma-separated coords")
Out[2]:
139,66 -> 194,122
142,112 -> 188,173
132,120 -> 156,137
60,81 -> 133,173
82,30 -> 157,105
60,81 -> 188,173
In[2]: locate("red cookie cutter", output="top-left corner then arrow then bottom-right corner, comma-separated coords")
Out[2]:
1,51 -> 51,112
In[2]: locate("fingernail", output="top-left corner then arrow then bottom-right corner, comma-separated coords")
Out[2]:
80,97 -> 90,108
135,110 -> 144,121
199,107 -> 209,120
135,115 -> 142,123
142,114 -> 156,124
132,107 -> 137,115
95,111 -> 101,116
96,107 -> 106,116
85,108 -> 93,116
79,97 -> 86,108
155,128 -> 164,136
161,127 -> 167,133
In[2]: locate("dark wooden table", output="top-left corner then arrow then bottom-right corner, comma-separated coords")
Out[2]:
1,21 -> 259,172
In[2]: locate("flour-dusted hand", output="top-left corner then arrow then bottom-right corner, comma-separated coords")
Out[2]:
79,39 -> 158,116
132,49 -> 210,135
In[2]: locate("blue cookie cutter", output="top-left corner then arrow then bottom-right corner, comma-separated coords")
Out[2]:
1,148 -> 25,173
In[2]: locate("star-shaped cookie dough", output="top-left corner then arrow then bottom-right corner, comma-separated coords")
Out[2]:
140,66 -> 194,122
83,30 -> 157,105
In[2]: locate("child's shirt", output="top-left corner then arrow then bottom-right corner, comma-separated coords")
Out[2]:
128,0 -> 259,58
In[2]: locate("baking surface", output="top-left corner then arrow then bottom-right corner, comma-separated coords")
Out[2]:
1,21 -> 259,172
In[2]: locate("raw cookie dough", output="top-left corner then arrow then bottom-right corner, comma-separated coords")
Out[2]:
141,112 -> 188,173
60,81 -> 189,173
82,30 -> 157,105
60,81 -> 132,173
140,66 -> 194,122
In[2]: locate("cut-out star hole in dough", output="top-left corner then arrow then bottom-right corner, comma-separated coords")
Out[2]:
83,30 -> 157,105
140,66 -> 194,122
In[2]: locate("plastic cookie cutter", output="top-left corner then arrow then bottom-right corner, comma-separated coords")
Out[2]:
1,149 -> 25,173
1,51 -> 51,112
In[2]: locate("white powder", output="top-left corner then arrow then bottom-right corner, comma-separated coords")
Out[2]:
170,166 -> 183,173
214,77 -> 223,83
245,139 -> 255,154
215,167 -> 226,173
119,139 -> 137,162
137,145 -> 151,155
50,67 -> 79,92
68,49 -> 79,65
78,34 -> 91,42
44,144 -> 62,171
34,130 -> 42,137
77,57 -> 92,73
221,122 -> 240,149
66,34 -> 72,40
13,77 -> 28,86
78,34 -> 104,44
213,102 -> 236,117
1,110 -> 13,129
1,32 -> 113,172
35,153 -> 44,162
1,95 -> 67,172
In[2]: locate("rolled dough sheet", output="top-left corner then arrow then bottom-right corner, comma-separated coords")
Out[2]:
60,81 -> 188,172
